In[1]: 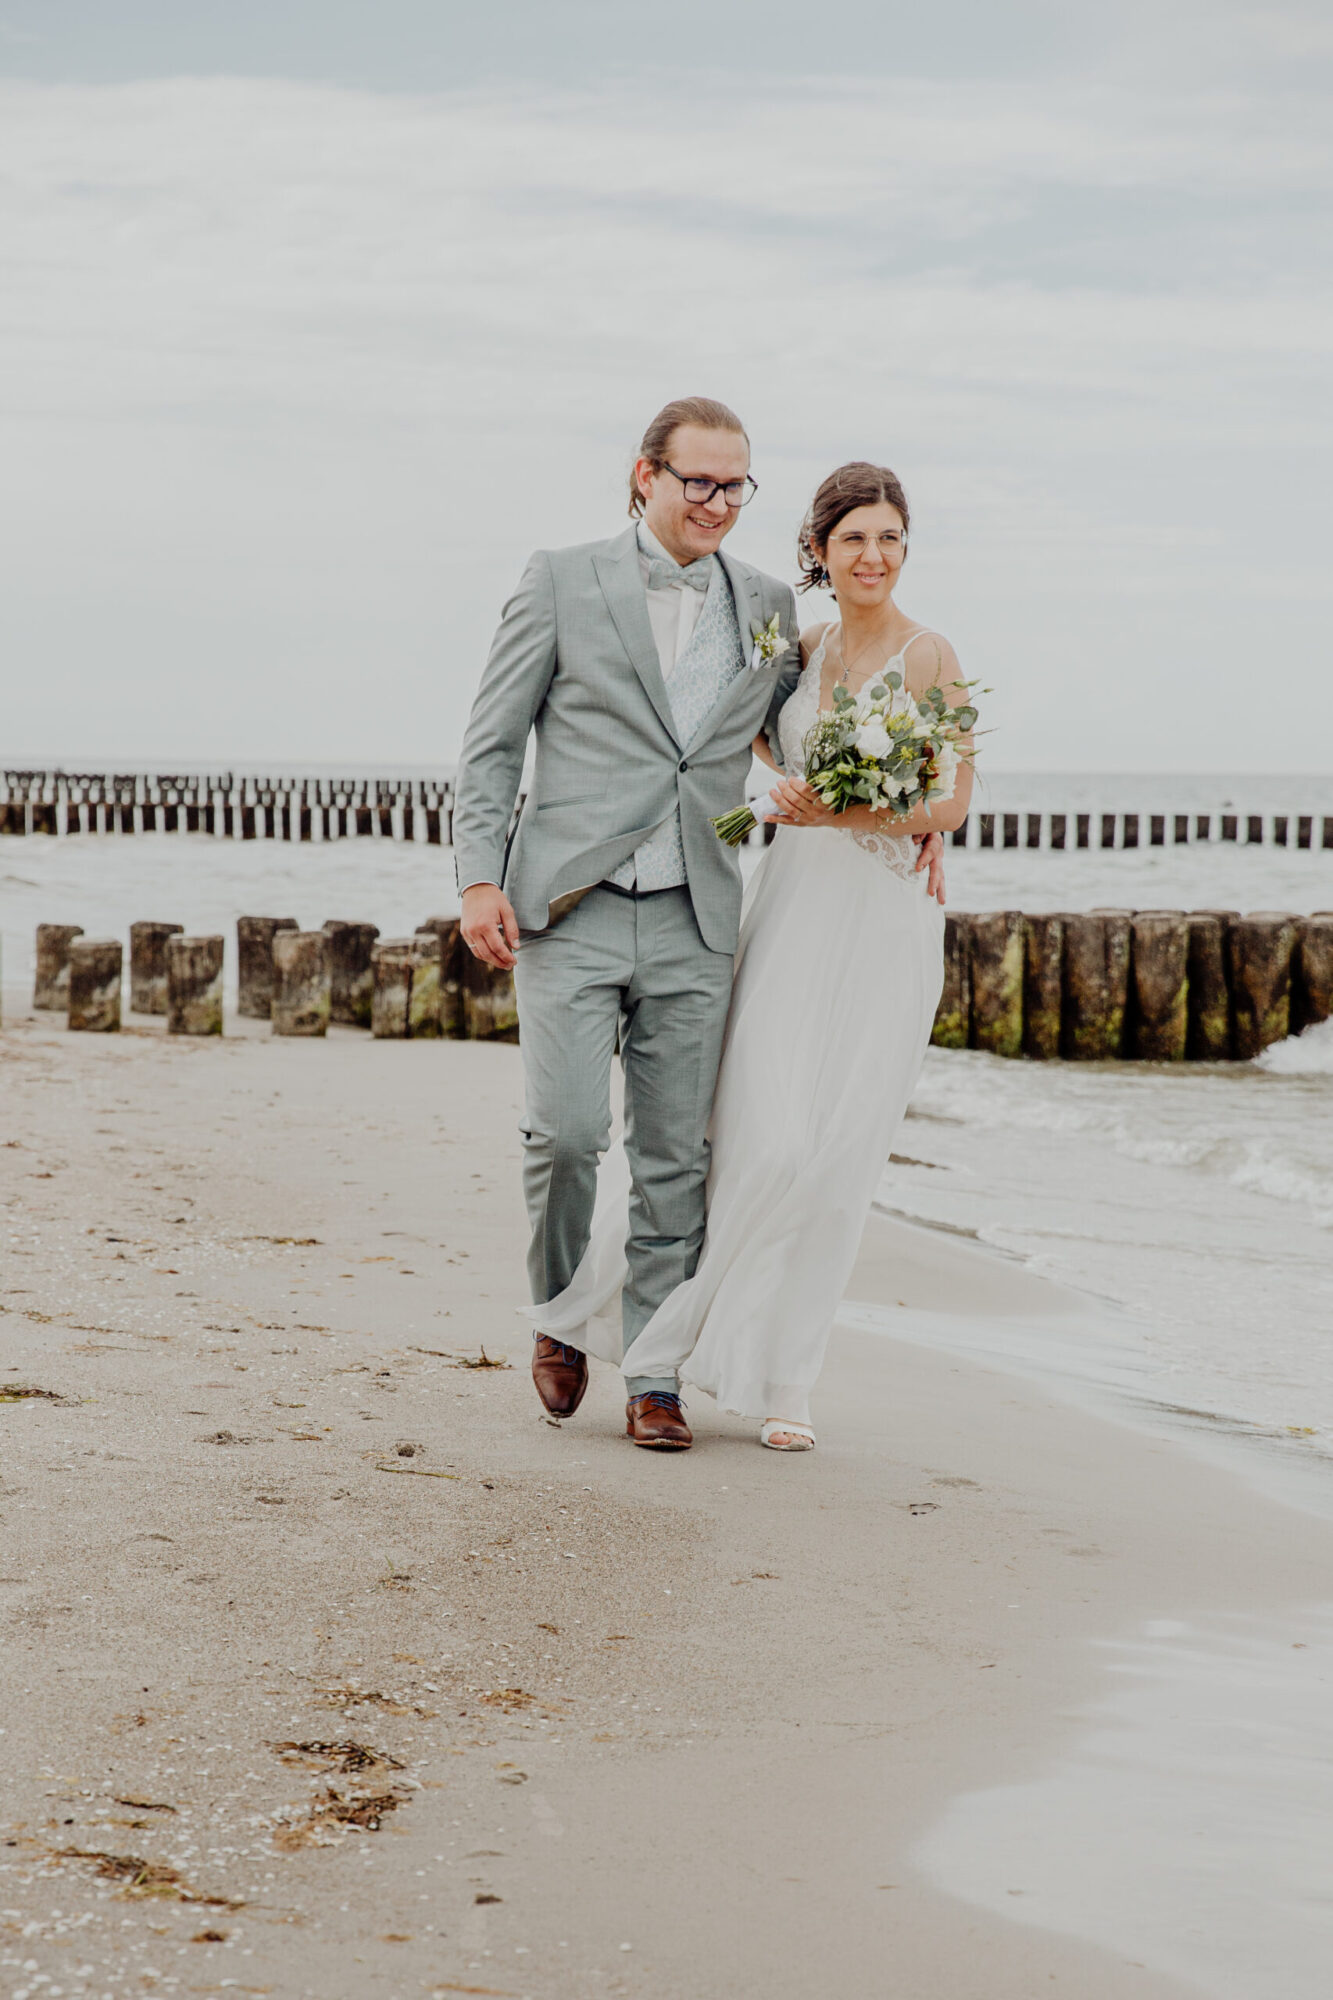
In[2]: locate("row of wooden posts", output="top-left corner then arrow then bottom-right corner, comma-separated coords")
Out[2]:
4,769 -> 1331,854
30,919 -> 516,1042
28,906 -> 1332,1061
932,908 -> 1333,1061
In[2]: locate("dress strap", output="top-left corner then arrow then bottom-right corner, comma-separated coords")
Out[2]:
899,628 -> 941,658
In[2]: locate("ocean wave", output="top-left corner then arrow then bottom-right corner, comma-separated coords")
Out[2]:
1257,1019 -> 1333,1077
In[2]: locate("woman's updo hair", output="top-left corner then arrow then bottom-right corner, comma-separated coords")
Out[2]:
797,461 -> 910,591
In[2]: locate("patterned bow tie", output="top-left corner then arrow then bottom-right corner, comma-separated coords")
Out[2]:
643,552 -> 714,594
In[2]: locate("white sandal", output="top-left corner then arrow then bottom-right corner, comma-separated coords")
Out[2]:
760,1420 -> 816,1452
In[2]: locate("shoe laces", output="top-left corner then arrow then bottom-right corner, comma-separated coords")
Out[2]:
537,1336 -> 583,1367
635,1391 -> 685,1416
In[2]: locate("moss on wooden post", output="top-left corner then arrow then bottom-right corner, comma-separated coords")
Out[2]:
237,916 -> 298,1019
271,931 -> 331,1037
1021,913 -> 1066,1060
967,911 -> 1024,1058
1296,914 -> 1333,1029
1062,911 -> 1131,1059
167,935 -> 224,1036
931,912 -> 972,1049
323,921 -> 379,1027
1229,912 -> 1298,1058
407,933 -> 443,1039
371,939 -> 416,1038
462,949 -> 520,1043
34,924 -> 84,1010
129,922 -> 183,1015
1130,911 -> 1189,1061
1184,912 -> 1236,1059
67,939 -> 122,1032
416,917 -> 466,1038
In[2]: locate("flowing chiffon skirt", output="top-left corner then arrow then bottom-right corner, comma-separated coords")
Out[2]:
529,823 -> 945,1425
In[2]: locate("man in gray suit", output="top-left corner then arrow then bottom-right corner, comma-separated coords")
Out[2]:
454,397 -> 941,1449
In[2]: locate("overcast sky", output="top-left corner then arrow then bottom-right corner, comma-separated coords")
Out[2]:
3,1 -> 1330,771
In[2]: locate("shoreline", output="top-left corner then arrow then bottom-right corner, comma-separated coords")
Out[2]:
2,1017 -> 1329,1995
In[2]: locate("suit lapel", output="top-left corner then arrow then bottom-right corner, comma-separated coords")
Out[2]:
593,530 -> 681,748
720,549 -> 763,659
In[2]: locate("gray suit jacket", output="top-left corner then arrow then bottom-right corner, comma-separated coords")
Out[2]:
453,526 -> 803,954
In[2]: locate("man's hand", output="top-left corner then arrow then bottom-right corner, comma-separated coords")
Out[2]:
914,830 -> 947,905
461,883 -> 520,970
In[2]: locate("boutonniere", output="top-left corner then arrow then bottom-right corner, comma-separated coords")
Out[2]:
749,612 -> 791,672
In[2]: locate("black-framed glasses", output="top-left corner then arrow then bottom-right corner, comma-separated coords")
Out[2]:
663,462 -> 758,508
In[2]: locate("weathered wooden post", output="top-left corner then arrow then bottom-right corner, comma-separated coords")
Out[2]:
323,920 -> 379,1027
34,924 -> 84,1010
931,912 -> 972,1049
1296,914 -> 1333,1029
67,939 -> 122,1032
1022,913 -> 1066,1060
1184,911 -> 1236,1060
167,935 -> 224,1035
967,911 -> 1023,1058
408,932 -> 444,1038
371,939 -> 417,1038
1129,911 -> 1189,1061
237,916 -> 298,1019
1062,910 -> 1131,1059
416,917 -> 466,1038
129,921 -> 183,1014
271,931 -> 331,1037
462,947 -> 520,1043
1229,912 -> 1299,1058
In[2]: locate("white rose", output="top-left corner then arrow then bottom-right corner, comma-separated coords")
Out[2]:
854,720 -> 893,761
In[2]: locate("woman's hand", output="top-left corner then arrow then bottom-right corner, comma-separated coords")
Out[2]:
766,774 -> 838,828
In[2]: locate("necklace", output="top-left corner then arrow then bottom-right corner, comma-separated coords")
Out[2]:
832,621 -> 901,693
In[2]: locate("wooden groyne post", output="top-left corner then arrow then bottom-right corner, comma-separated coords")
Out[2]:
67,940 -> 122,1032
323,921 -> 380,1027
272,932 -> 331,1037
167,936 -> 224,1036
1300,914 -> 1333,1026
371,938 -> 436,1039
1229,913 -> 1299,1060
237,916 -> 298,1019
1129,912 -> 1190,1061
34,924 -> 84,1011
129,922 -> 183,1015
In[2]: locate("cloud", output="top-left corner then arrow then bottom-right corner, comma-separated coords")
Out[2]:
1,68 -> 1329,770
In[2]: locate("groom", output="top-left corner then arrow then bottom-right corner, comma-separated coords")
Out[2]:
454,397 -> 942,1449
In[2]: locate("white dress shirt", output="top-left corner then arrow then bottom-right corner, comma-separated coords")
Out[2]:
637,521 -> 710,673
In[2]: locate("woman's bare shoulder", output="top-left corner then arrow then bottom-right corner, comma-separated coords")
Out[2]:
799,620 -> 832,663
902,627 -> 963,692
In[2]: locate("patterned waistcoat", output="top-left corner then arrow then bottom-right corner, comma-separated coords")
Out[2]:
608,562 -> 747,891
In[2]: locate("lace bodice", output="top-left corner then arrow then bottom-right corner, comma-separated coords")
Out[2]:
774,625 -> 924,883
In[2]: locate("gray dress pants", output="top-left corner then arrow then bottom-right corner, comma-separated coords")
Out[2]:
512,884 -> 734,1397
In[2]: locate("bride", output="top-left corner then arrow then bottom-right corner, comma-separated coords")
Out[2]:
531,461 -> 975,1450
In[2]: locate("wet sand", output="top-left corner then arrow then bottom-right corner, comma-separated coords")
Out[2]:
2,1006 -> 1327,1997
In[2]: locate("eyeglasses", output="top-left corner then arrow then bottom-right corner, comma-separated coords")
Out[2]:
828,530 -> 905,552
663,462 -> 758,508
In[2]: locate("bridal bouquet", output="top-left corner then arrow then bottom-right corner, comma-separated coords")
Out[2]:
711,670 -> 979,847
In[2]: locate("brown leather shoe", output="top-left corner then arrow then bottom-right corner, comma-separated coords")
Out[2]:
625,1391 -> 692,1450
532,1335 -> 589,1418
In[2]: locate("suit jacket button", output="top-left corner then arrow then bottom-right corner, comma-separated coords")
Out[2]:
679,759 -> 689,772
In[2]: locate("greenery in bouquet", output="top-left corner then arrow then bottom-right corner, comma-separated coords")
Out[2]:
712,667 -> 980,847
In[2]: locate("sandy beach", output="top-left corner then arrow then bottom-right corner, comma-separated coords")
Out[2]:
3,1007 -> 1331,1999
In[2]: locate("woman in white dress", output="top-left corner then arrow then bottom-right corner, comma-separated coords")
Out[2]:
531,462 -> 975,1450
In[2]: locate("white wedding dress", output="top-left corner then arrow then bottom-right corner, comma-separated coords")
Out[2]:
529,626 -> 946,1426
